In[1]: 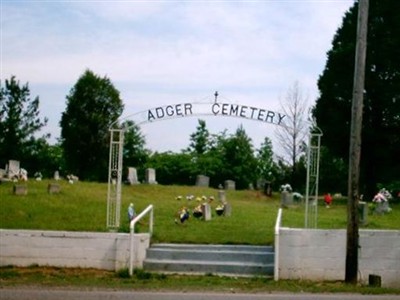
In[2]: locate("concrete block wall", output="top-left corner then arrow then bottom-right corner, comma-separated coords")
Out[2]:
278,228 -> 400,288
0,229 -> 150,271
358,230 -> 400,288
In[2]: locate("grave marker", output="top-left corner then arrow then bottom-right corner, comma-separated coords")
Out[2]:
201,203 -> 212,221
224,180 -> 235,190
127,167 -> 140,185
13,184 -> 27,195
7,160 -> 20,179
196,175 -> 209,187
48,183 -> 61,194
223,202 -> 232,216
145,168 -> 157,184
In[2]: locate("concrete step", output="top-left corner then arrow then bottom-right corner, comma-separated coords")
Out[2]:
143,243 -> 274,276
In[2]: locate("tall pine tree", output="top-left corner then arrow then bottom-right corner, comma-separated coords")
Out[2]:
313,0 -> 400,198
60,70 -> 124,181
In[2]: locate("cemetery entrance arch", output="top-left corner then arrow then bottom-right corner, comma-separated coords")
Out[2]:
107,98 -> 322,230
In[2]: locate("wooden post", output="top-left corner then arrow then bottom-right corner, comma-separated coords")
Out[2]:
346,0 -> 369,284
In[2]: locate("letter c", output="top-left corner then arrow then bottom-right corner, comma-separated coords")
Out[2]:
212,103 -> 220,115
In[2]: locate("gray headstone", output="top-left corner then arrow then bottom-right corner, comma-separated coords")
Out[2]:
280,191 -> 293,207
54,171 -> 60,181
196,175 -> 209,187
256,178 -> 267,190
358,201 -> 368,225
201,203 -> 212,221
13,184 -> 27,195
374,201 -> 390,214
218,190 -> 226,202
48,183 -> 61,194
223,202 -> 232,216
127,167 -> 140,185
224,180 -> 235,190
145,168 -> 157,184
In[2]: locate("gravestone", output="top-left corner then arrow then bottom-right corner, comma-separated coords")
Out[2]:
218,185 -> 226,202
54,171 -> 60,180
145,168 -> 157,184
0,168 -> 6,179
201,203 -> 212,221
224,180 -> 235,190
256,178 -> 266,190
358,201 -> 368,225
196,175 -> 209,187
127,167 -> 140,185
48,183 -> 61,194
13,184 -> 27,195
7,160 -> 20,179
223,202 -> 232,216
264,181 -> 272,197
374,201 -> 390,214
280,191 -> 293,207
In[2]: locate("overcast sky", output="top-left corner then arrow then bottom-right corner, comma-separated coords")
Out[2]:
1,0 -> 354,156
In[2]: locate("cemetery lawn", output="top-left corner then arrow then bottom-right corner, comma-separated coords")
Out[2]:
1,180 -> 399,245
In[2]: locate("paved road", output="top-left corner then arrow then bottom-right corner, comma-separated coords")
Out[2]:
0,288 -> 399,300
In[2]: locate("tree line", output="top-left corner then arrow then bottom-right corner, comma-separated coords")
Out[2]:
1,0 -> 399,198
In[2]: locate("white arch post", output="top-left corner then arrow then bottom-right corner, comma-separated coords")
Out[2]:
107,129 -> 124,230
304,131 -> 322,228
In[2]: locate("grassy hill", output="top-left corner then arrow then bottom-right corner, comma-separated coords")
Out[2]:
1,180 -> 399,245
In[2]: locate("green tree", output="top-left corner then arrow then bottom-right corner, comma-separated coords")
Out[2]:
256,137 -> 276,182
188,119 -> 210,155
222,125 -> 257,190
0,76 -> 48,169
60,70 -> 124,181
146,152 -> 193,185
122,120 -> 149,179
313,0 -> 400,199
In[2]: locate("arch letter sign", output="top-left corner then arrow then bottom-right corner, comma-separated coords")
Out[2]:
116,101 -> 289,129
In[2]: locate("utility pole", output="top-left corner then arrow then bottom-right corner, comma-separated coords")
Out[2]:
346,0 -> 369,284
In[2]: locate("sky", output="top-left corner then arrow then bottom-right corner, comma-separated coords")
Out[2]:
1,0 -> 354,157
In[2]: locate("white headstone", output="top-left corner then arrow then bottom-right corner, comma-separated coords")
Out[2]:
54,171 -> 60,180
218,190 -> 226,202
127,167 -> 140,185
145,168 -> 157,184
201,203 -> 212,221
8,160 -> 20,179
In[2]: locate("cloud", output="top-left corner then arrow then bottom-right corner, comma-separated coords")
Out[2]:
2,0 -> 354,152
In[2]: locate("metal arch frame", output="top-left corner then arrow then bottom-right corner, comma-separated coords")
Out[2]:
107,129 -> 124,230
106,100 -> 322,230
304,129 -> 323,228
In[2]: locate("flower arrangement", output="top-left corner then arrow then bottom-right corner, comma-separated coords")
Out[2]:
175,207 -> 190,224
216,204 -> 225,216
193,205 -> 203,218
371,188 -> 393,214
372,188 -> 392,203
280,183 -> 292,193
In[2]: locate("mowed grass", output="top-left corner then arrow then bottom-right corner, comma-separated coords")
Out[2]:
1,180 -> 399,245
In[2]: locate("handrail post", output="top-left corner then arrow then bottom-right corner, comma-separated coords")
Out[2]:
129,204 -> 153,276
274,208 -> 283,281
